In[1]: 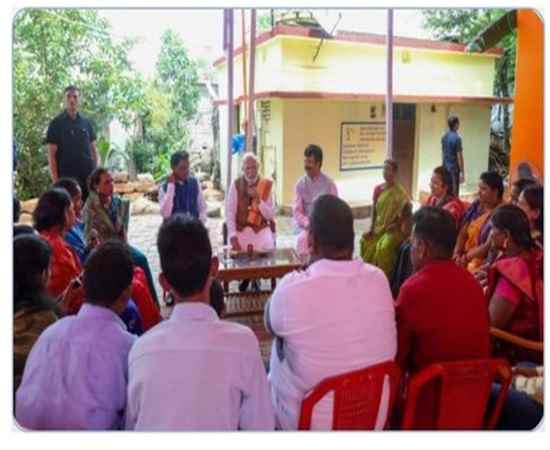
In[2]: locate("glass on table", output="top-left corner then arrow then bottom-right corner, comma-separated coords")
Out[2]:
220,245 -> 232,265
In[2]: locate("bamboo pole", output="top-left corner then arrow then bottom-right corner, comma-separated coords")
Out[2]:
241,9 -> 248,129
225,9 -> 234,190
246,9 -> 257,154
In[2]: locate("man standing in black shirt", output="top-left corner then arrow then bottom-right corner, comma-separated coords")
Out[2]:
47,86 -> 98,201
441,115 -> 465,198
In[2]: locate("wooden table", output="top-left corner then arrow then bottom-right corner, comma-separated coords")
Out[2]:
217,248 -> 303,366
218,247 -> 303,285
217,248 -> 303,317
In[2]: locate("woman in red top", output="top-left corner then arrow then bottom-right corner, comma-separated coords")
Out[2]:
33,188 -> 82,314
486,204 -> 543,361
33,188 -> 161,330
425,166 -> 465,228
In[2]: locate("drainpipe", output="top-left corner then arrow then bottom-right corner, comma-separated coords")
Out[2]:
246,9 -> 257,154
385,8 -> 394,159
225,9 -> 234,190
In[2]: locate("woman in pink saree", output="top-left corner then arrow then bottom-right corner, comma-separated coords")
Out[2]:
485,204 -> 543,362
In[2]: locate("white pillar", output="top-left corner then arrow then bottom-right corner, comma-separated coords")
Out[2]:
385,8 -> 394,159
225,9 -> 234,190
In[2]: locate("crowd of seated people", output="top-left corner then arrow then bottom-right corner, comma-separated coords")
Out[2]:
13,144 -> 544,431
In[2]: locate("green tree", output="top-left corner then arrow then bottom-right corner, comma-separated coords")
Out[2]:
134,29 -> 200,180
157,29 -> 200,123
257,10 -> 274,32
422,9 -> 516,170
13,9 -> 144,199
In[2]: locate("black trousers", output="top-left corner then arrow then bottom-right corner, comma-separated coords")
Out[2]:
450,170 -> 460,198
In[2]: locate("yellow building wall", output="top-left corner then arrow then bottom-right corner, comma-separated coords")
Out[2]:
280,99 -> 387,208
217,33 -> 497,204
415,103 -> 491,199
216,35 -> 498,98
415,103 -> 448,199
449,104 -> 492,193
256,99 -> 285,204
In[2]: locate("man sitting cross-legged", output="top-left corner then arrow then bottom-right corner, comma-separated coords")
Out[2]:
125,214 -> 275,430
265,194 -> 397,430
16,241 -> 137,430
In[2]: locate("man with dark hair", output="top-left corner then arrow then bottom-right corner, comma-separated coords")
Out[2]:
293,144 -> 338,259
395,206 -> 489,428
266,194 -> 396,430
16,241 -> 136,430
158,151 -> 207,222
125,214 -> 274,430
46,86 -> 98,202
441,115 -> 465,197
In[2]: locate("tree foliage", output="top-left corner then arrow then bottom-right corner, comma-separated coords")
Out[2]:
13,9 -> 145,200
128,29 -> 200,181
422,8 -> 516,174
13,12 -> 202,199
422,9 -> 516,98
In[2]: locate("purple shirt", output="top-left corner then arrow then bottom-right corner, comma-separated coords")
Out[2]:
16,304 -> 136,430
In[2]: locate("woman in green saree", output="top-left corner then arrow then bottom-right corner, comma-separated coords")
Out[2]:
360,159 -> 409,278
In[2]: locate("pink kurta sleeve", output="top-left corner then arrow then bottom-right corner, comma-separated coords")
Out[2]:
329,180 -> 338,197
293,182 -> 310,230
158,183 -> 175,219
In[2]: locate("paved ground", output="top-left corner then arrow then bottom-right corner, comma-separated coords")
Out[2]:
129,213 -> 371,317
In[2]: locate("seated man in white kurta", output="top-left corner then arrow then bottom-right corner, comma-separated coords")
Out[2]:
226,153 -> 275,253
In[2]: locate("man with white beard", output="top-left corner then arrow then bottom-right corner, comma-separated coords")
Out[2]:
225,153 -> 275,253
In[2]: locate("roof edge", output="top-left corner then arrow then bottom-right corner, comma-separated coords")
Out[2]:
213,90 -> 514,105
213,24 -> 504,67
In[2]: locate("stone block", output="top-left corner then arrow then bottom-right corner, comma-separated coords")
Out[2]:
112,171 -> 129,183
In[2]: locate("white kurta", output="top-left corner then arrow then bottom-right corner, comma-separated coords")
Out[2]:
225,180 -> 275,252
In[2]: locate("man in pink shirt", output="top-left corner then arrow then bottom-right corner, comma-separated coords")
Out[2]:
265,194 -> 397,430
293,145 -> 338,259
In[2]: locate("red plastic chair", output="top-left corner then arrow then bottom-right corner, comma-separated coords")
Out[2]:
401,358 -> 512,430
297,361 -> 401,430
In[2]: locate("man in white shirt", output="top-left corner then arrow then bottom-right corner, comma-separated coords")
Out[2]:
265,194 -> 397,430
125,214 -> 275,430
158,151 -> 207,223
225,153 -> 275,252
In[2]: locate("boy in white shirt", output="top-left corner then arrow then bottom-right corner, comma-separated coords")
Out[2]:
125,214 -> 274,430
